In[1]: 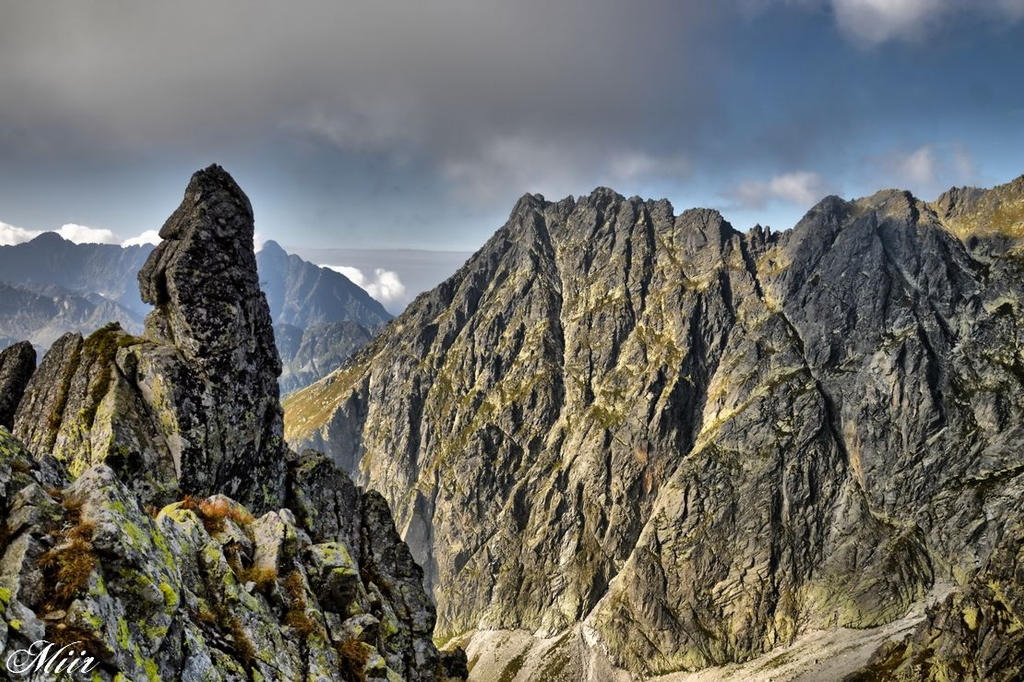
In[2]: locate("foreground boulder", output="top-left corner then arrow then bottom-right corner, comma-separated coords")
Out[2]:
0,341 -> 35,430
14,166 -> 285,512
0,428 -> 461,680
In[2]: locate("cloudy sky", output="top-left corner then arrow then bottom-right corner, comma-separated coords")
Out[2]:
1,0 -> 1023,306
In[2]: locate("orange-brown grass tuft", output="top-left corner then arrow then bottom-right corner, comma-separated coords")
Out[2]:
47,622 -> 105,662
240,566 -> 278,593
196,601 -> 219,626
284,608 -> 317,639
10,459 -> 32,474
39,518 -> 96,603
180,495 -> 254,534
337,637 -> 370,682
227,616 -> 257,668
282,569 -> 317,639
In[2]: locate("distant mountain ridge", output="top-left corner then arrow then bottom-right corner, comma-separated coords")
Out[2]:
0,280 -> 144,350
0,232 -> 152,318
0,233 -> 392,392
257,239 -> 392,329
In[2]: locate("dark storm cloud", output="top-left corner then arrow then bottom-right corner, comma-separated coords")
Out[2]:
0,0 -> 719,195
1,0 -> 1023,264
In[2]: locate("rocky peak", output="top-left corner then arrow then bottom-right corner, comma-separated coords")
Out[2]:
139,164 -> 277,372
931,175 -> 1024,250
284,175 -> 1024,679
1,167 -> 462,680
26,231 -> 68,247
14,166 -> 287,512
0,341 -> 35,429
135,164 -> 287,509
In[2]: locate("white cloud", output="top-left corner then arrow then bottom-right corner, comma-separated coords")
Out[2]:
122,229 -> 161,247
55,223 -> 119,244
253,231 -> 268,252
323,265 -> 407,303
440,134 -> 588,203
952,143 -> 975,180
894,145 -> 938,185
828,0 -> 1024,43
608,151 -> 691,183
831,0 -> 941,43
752,0 -> 1024,44
440,133 -> 693,204
0,221 -> 41,246
876,143 -> 977,196
732,171 -> 828,208
1,221 -> 122,246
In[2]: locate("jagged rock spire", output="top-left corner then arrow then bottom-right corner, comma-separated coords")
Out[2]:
136,164 -> 286,509
14,166 -> 286,511
139,164 -> 279,371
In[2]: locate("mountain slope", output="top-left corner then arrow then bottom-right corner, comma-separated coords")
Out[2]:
256,239 -> 391,394
257,239 -> 392,329
275,320 -> 376,395
0,280 -> 144,350
284,178 -> 1024,678
0,232 -> 152,318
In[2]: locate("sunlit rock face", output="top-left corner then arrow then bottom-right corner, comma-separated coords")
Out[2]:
285,177 -> 1024,677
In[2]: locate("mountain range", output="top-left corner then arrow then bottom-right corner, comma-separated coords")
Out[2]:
284,176 -> 1024,679
0,234 -> 392,394
2,166 -> 1022,680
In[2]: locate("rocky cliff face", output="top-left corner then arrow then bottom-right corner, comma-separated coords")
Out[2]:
847,522 -> 1024,681
258,239 -> 390,395
285,178 -> 1024,678
257,239 -> 392,331
136,164 -> 287,510
0,341 -> 35,429
2,165 -> 458,681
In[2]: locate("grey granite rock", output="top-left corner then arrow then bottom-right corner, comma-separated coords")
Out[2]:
137,164 -> 286,510
3,166 -> 461,681
0,341 -> 34,430
0,433 -> 460,681
14,166 -> 286,512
